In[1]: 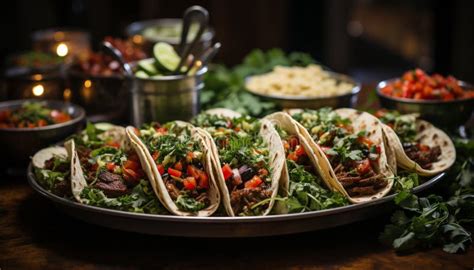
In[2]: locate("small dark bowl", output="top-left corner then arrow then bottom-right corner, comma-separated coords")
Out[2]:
0,99 -> 85,167
245,72 -> 360,109
376,79 -> 474,128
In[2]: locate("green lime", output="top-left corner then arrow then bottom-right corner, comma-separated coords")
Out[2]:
153,42 -> 180,72
137,59 -> 158,75
135,70 -> 150,79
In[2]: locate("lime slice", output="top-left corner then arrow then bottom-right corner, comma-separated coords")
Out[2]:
153,42 -> 180,72
135,70 -> 149,79
137,59 -> 158,75
94,122 -> 116,131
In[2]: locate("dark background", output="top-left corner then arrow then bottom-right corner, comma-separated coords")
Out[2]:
2,0 -> 474,83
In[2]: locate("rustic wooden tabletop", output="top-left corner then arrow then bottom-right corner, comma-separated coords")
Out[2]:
1,170 -> 473,270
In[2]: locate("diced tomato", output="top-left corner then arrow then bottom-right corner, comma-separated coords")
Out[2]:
187,165 -> 200,179
123,167 -> 141,185
356,159 -> 371,175
374,110 -> 387,118
375,145 -> 381,154
37,119 -> 47,127
183,177 -> 197,190
186,152 -> 194,163
289,137 -> 299,149
157,164 -> 165,175
245,176 -> 263,189
105,140 -> 120,148
357,136 -> 373,148
222,164 -> 233,180
155,127 -> 167,134
174,161 -> 183,171
168,167 -> 182,178
198,171 -> 209,189
132,127 -> 140,136
418,144 -> 430,152
258,168 -> 269,176
106,162 -> 116,172
287,152 -> 299,162
123,160 -> 140,171
295,145 -> 306,156
50,110 -> 71,123
152,151 -> 160,161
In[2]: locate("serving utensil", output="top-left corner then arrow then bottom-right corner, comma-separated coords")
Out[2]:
187,42 -> 221,73
101,41 -> 134,76
174,6 -> 209,74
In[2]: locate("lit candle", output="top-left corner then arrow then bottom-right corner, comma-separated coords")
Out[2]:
56,42 -> 69,57
32,84 -> 45,97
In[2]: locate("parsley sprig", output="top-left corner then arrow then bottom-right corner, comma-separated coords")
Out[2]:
380,136 -> 474,253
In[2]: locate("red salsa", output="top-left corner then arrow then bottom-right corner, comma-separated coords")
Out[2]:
0,102 -> 72,128
380,68 -> 474,101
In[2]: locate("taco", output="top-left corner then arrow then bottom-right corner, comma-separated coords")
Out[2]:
32,146 -> 71,197
32,123 -> 168,214
191,108 -> 285,216
374,110 -> 455,176
289,108 -> 394,203
264,112 -> 349,213
126,121 -> 220,217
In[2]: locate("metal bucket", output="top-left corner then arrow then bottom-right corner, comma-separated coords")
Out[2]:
130,67 -> 207,126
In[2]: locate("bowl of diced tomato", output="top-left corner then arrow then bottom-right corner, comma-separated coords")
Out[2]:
0,99 -> 85,166
376,68 -> 474,127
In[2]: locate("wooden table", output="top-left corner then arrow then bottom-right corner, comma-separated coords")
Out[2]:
1,170 -> 473,270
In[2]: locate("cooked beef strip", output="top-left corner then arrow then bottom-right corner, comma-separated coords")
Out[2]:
403,143 -> 441,169
44,157 -> 69,172
230,187 -> 272,214
347,186 -> 377,197
52,176 -> 72,197
164,177 -> 181,200
98,170 -> 122,183
94,180 -> 128,197
336,162 -> 387,196
93,171 -> 128,197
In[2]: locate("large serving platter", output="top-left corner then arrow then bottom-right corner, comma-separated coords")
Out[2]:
28,163 -> 445,237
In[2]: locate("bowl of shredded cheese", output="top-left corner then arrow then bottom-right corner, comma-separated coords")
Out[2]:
245,64 -> 360,109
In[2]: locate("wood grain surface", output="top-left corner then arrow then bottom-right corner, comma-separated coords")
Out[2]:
1,174 -> 473,270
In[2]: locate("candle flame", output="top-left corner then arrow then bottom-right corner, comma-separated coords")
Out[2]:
84,80 -> 92,88
56,43 -> 69,57
63,88 -> 72,101
32,84 -> 45,96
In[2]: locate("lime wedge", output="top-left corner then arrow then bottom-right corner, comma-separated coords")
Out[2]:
94,122 -> 116,131
137,59 -> 158,75
153,42 -> 180,72
135,70 -> 149,79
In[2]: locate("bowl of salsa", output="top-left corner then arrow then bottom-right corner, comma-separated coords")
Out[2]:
376,69 -> 474,127
0,100 -> 85,166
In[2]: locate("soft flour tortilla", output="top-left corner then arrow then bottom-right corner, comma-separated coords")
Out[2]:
264,112 -> 346,213
125,122 -> 221,217
32,146 -> 68,169
288,108 -> 395,204
197,108 -> 285,216
382,118 -> 456,176
66,124 -> 128,203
